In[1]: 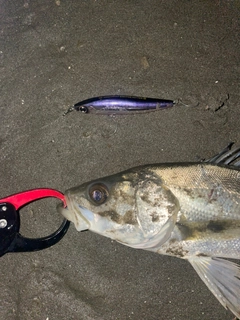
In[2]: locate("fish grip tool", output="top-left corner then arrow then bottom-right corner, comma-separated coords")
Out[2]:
0,189 -> 70,257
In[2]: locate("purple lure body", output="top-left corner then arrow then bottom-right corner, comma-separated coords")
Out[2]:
73,96 -> 174,114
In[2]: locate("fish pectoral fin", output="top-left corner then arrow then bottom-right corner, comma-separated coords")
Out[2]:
188,256 -> 240,318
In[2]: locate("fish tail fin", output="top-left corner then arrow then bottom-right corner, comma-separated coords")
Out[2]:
188,256 -> 240,318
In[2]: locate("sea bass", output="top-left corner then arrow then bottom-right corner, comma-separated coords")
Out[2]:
58,144 -> 240,318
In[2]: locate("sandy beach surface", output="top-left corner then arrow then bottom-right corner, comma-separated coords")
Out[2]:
0,1 -> 240,319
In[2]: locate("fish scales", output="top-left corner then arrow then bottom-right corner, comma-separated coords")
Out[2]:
153,163 -> 240,222
58,145 -> 240,318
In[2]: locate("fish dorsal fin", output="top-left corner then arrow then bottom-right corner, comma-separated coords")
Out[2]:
204,143 -> 240,167
188,256 -> 240,318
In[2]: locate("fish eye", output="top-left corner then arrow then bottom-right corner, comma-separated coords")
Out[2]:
79,106 -> 88,113
89,183 -> 109,205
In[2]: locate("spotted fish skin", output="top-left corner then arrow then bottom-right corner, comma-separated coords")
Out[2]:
58,144 -> 240,318
149,163 -> 240,258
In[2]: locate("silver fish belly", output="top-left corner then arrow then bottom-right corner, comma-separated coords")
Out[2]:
58,144 -> 240,318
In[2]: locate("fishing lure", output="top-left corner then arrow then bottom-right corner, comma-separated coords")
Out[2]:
0,188 -> 70,256
64,95 -> 175,115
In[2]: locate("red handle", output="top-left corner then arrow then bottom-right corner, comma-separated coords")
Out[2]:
0,188 -> 66,210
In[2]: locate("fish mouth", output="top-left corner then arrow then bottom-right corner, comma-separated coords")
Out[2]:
57,196 -> 91,231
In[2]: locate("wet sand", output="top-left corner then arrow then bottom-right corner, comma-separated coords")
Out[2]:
0,1 -> 240,319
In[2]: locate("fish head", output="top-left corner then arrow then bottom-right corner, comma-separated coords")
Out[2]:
58,167 -> 180,249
